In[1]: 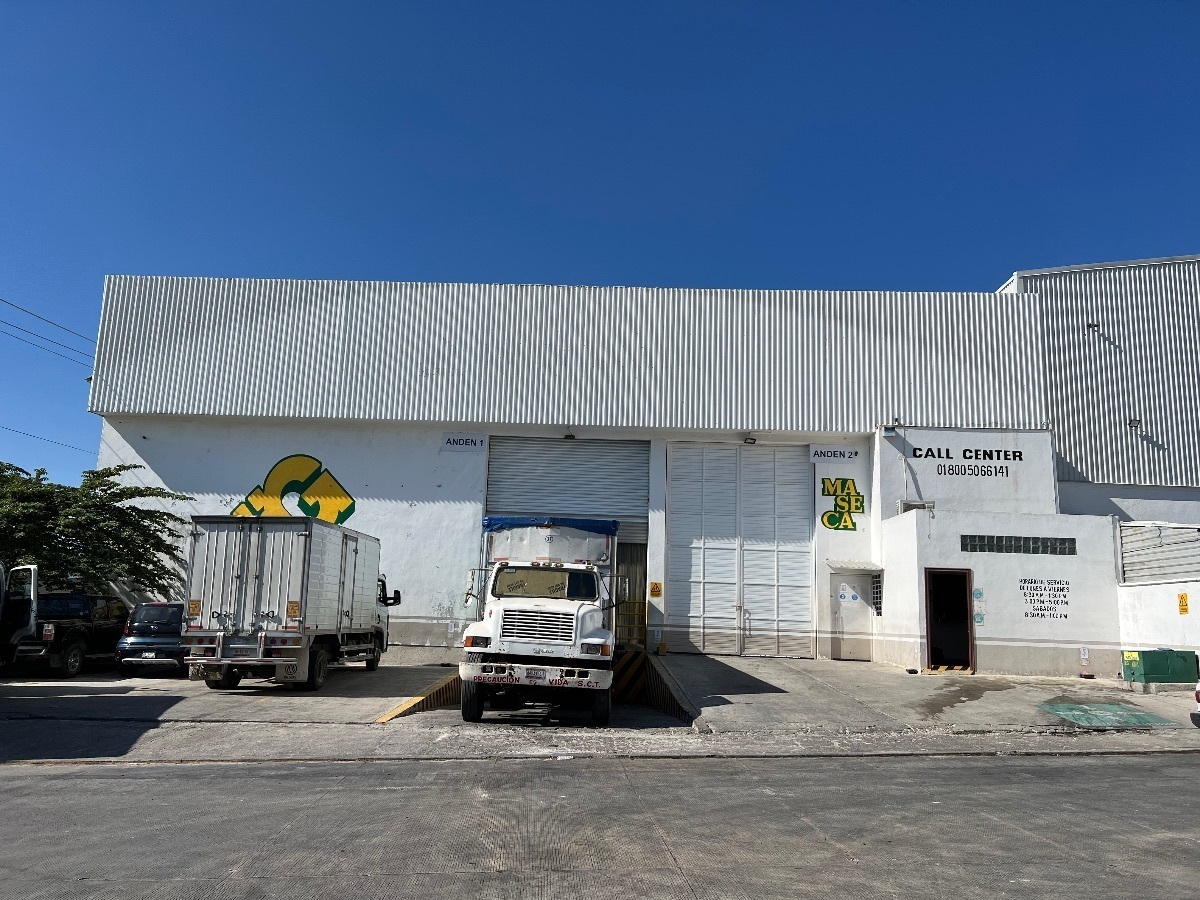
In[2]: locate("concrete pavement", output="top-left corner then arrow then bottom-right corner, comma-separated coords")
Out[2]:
2,653 -> 1198,764
0,754 -> 1195,899
661,654 -> 1198,732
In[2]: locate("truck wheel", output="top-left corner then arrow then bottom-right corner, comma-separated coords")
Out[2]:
461,680 -> 484,722
206,670 -> 242,690
365,640 -> 382,672
590,688 -> 612,727
303,647 -> 330,691
60,642 -> 86,679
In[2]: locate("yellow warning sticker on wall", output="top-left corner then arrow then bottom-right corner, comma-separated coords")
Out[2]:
1180,593 -> 1189,615
649,582 -> 663,598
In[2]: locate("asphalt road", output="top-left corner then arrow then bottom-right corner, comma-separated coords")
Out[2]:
1,754 -> 1195,899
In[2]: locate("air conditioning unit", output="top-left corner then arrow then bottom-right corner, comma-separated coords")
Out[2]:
897,500 -> 935,514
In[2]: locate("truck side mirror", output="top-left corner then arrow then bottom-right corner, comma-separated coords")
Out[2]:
385,590 -> 402,607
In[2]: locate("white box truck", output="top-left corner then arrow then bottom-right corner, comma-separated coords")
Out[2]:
183,516 -> 401,691
459,517 -> 620,726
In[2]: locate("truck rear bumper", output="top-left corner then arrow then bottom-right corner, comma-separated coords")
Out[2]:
189,657 -> 307,682
459,662 -> 612,691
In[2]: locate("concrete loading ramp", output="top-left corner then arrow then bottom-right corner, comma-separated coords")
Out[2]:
660,655 -> 1198,733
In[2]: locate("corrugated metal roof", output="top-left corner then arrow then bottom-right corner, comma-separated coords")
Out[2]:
89,276 -> 1048,434
1008,257 -> 1200,486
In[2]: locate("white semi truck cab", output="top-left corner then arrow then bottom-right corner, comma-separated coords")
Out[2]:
459,517 -> 620,726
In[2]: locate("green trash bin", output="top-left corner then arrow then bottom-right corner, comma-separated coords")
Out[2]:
1122,649 -> 1199,683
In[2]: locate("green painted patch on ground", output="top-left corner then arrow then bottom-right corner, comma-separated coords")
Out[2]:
1042,703 -> 1183,729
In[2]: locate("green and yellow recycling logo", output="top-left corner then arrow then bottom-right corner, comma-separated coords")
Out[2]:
232,454 -> 356,525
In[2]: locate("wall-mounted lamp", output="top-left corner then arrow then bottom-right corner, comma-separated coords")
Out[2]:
743,436 -> 756,445
1128,418 -> 1141,430
563,427 -> 576,440
882,425 -> 898,437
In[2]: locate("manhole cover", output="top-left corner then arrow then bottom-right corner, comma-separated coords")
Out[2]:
1041,703 -> 1182,729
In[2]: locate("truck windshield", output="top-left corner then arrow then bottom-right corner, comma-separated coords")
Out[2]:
492,567 -> 598,601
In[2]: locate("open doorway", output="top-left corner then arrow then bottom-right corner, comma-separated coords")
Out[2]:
924,569 -> 973,671
615,543 -> 647,650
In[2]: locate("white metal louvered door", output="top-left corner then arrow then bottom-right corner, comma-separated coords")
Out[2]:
739,446 -> 814,656
665,443 -> 814,657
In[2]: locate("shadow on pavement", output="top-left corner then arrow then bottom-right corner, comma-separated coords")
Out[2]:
476,701 -> 687,730
197,663 -> 455,700
0,676 -> 185,762
660,653 -> 788,707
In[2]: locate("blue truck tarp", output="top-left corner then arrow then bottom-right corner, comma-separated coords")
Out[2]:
481,516 -> 620,536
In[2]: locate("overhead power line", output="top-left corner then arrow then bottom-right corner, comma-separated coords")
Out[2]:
0,426 -> 91,454
0,297 -> 96,343
0,318 -> 93,358
0,328 -> 94,366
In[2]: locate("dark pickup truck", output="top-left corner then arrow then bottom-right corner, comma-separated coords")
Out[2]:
12,591 -> 131,678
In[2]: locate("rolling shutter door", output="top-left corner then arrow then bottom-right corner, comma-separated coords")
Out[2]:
665,443 -> 814,657
1120,524 -> 1200,584
486,436 -> 651,542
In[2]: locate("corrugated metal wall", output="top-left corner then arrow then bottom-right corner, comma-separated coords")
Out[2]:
90,276 -> 1047,433
1014,258 -> 1200,486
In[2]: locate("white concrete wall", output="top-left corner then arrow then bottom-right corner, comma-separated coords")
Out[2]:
1117,580 -> 1200,653
876,427 -> 1058,519
99,416 -> 487,646
1059,482 -> 1200,525
873,509 -> 1122,676
875,513 -> 924,670
810,439 -> 874,656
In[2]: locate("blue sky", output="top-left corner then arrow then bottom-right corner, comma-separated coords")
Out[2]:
2,1 -> 1198,485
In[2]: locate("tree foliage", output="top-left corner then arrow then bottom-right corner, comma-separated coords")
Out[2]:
0,462 -> 194,596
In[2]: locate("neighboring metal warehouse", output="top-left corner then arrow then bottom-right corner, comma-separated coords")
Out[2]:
90,255 -> 1200,676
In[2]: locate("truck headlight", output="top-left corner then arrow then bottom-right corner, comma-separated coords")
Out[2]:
464,635 -> 491,648
581,643 -> 610,656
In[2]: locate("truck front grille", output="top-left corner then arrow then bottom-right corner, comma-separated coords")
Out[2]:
500,610 -> 575,644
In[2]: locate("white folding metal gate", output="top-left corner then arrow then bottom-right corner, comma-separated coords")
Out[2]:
486,436 -> 651,542
665,443 -> 814,656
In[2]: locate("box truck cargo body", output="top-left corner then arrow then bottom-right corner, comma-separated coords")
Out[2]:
183,516 -> 399,690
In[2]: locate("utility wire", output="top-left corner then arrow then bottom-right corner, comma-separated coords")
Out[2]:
0,318 -> 93,358
0,426 -> 91,454
0,328 -> 93,366
0,297 -> 95,344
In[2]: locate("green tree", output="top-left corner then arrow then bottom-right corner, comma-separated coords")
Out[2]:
0,462 -> 193,596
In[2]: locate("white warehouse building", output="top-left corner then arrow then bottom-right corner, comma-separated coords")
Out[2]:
91,254 -> 1200,677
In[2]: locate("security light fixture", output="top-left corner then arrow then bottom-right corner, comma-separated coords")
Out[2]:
1087,322 -> 1101,332
882,425 -> 898,437
743,436 -> 756,445
564,428 -> 576,440
1128,418 -> 1141,430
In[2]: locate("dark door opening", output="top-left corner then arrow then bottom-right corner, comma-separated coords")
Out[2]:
615,543 -> 647,650
925,569 -> 973,669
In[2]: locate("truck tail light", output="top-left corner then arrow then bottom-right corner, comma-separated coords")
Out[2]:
42,623 -> 55,642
